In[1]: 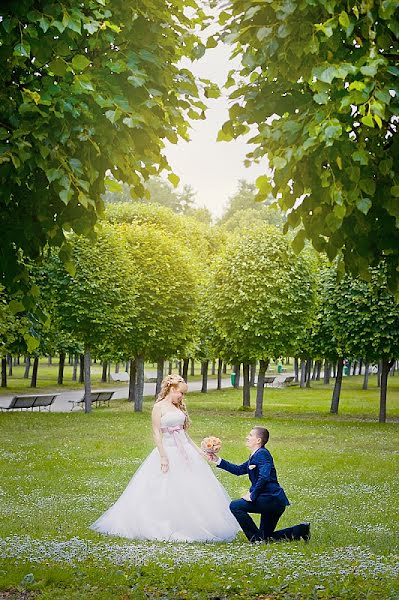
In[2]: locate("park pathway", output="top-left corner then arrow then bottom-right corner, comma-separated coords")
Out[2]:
0,371 -> 293,413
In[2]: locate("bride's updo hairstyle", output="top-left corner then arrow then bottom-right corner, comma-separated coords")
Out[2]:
155,374 -> 191,429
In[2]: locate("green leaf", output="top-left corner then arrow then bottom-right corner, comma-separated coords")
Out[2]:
168,173 -> 180,187
361,114 -> 374,128
13,42 -> 30,58
8,299 -> 25,314
292,229 -> 306,254
339,11 -> 350,29
272,157 -> 287,169
356,197 -> 372,215
72,55 -> 90,71
256,175 -> 273,195
104,177 -> 123,193
352,150 -> 369,165
105,109 -> 122,123
59,189 -> 74,204
49,58 -> 67,77
391,186 -> 399,197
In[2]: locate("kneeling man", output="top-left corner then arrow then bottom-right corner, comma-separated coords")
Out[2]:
209,426 -> 310,543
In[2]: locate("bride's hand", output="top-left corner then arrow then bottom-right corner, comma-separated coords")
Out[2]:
160,457 -> 169,473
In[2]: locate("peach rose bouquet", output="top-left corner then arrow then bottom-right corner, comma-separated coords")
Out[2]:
201,436 -> 222,455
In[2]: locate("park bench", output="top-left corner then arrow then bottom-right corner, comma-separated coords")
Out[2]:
0,393 -> 58,412
110,372 -> 129,382
263,376 -> 276,387
68,390 -> 116,411
277,375 -> 295,387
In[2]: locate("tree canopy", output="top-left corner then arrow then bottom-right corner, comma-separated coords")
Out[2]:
219,1 -> 399,289
0,0 -> 211,295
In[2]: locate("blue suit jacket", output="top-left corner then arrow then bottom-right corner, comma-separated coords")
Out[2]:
217,447 -> 290,505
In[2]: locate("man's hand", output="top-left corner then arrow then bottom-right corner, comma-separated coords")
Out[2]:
206,452 -> 219,464
242,492 -> 252,501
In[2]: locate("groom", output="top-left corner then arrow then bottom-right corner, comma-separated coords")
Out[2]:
208,426 -> 310,543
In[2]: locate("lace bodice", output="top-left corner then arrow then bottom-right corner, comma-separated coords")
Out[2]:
160,409 -> 186,428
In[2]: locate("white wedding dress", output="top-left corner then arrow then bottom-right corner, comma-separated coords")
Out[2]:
90,409 -> 239,542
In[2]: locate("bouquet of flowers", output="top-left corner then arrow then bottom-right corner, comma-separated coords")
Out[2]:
201,436 -> 222,455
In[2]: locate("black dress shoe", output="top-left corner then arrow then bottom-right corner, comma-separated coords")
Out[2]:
298,522 -> 311,542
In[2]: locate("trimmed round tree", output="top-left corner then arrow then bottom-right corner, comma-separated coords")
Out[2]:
209,224 -> 317,415
116,221 -> 200,411
45,223 -> 138,412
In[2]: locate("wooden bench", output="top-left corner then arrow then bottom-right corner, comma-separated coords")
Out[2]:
68,390 -> 116,411
278,375 -> 295,387
263,376 -> 276,387
0,394 -> 58,412
110,372 -> 129,382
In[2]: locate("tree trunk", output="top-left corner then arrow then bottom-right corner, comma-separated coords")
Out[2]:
358,359 -> 363,375
8,355 -> 12,377
72,354 -> 78,381
233,363 -> 241,388
352,361 -> 357,376
23,356 -> 31,379
58,352 -> 66,385
115,362 -> 120,373
294,357 -> 299,383
362,362 -> 370,390
182,358 -> 189,383
330,357 -> 344,414
178,360 -> 182,376
377,360 -> 382,387
217,358 -> 223,390
316,360 -> 322,381
250,361 -> 257,387
242,362 -> 251,408
379,359 -> 394,423
101,361 -> 107,383
156,359 -> 164,396
222,362 -> 227,374
332,362 -> 337,378
168,360 -> 173,375
306,359 -> 312,388
135,355 -> 145,412
47,355 -> 52,366
190,358 -> 195,377
255,359 -> 268,418
1,358 -> 7,388
299,359 -> 306,388
211,359 -> 216,375
201,360 -> 209,393
79,354 -> 84,383
323,360 -> 330,384
107,361 -> 111,383
30,357 -> 39,388
83,347 -> 92,413
128,358 -> 137,403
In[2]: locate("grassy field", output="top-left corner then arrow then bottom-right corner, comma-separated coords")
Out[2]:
0,377 -> 398,599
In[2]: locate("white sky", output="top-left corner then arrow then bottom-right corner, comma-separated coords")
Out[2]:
164,44 -> 268,219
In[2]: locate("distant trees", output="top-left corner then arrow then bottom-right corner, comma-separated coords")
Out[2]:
219,180 -> 285,230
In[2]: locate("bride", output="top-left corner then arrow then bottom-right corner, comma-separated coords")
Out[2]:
91,374 -> 239,542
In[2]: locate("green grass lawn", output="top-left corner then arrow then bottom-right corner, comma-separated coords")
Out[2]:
0,379 -> 398,599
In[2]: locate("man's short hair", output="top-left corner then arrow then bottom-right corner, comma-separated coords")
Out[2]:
253,426 -> 269,446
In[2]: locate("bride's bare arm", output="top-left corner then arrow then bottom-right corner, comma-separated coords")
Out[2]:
151,404 -> 169,472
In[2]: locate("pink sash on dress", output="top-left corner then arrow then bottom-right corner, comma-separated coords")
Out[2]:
160,424 -> 189,463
